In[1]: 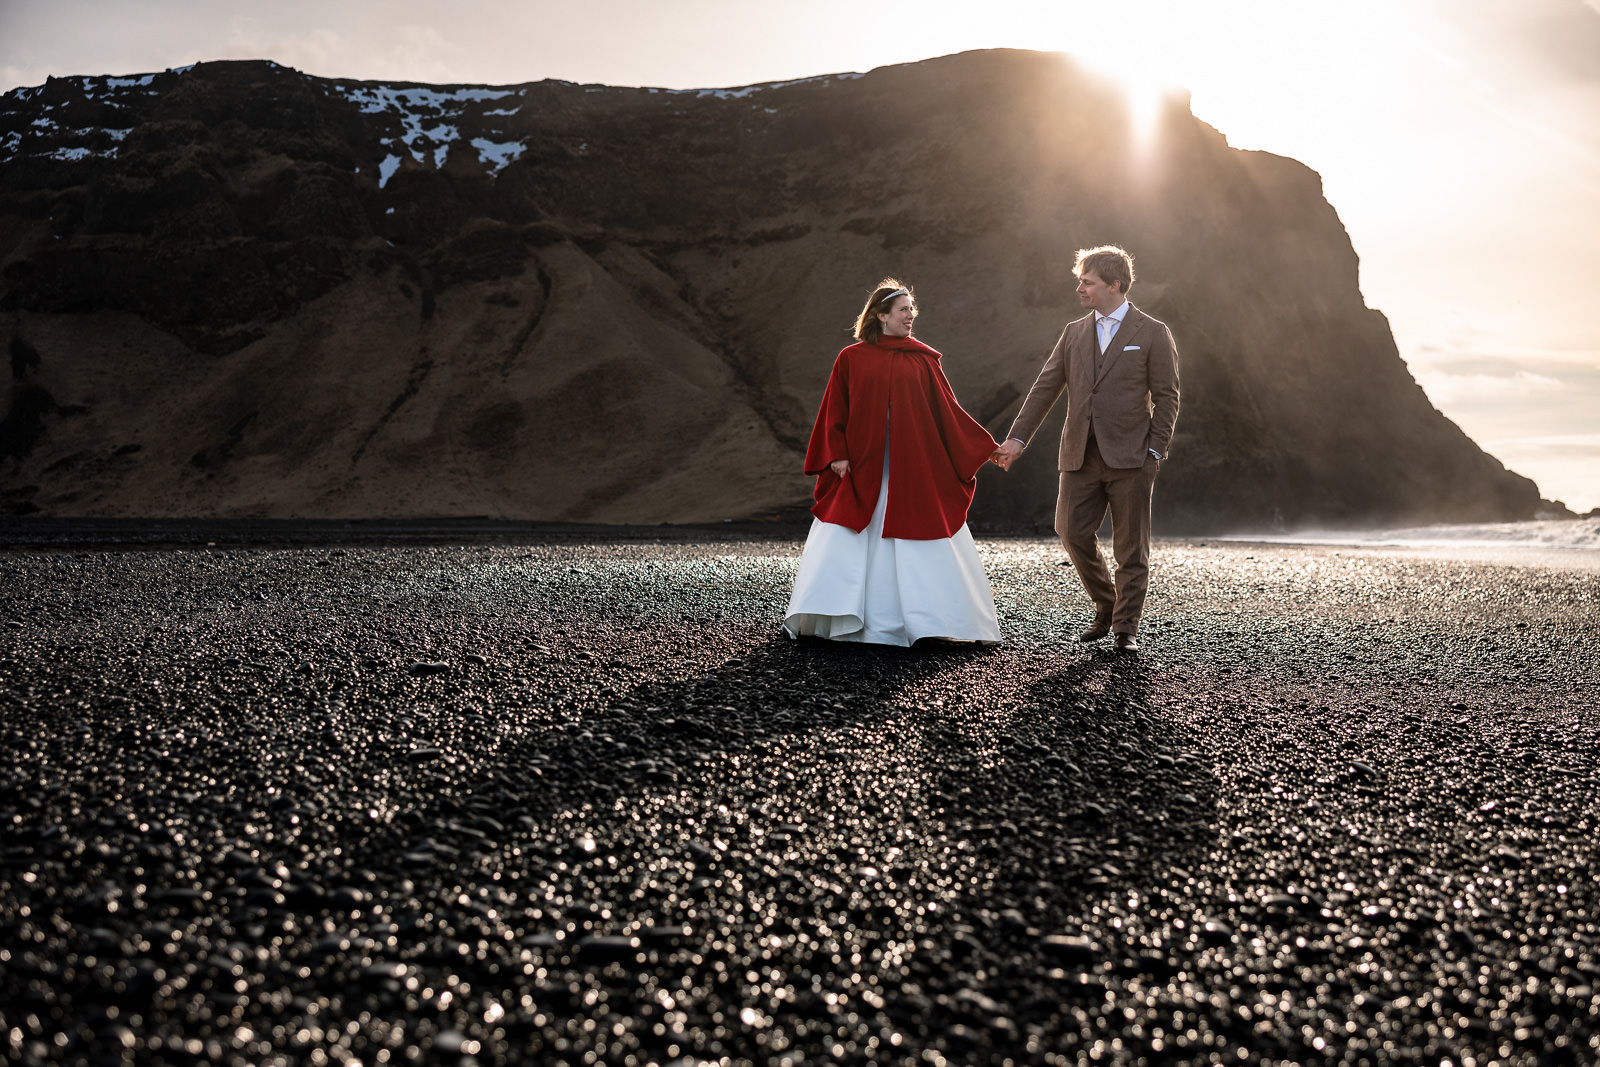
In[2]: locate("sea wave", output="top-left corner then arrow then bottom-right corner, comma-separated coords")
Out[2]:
1217,518 -> 1600,551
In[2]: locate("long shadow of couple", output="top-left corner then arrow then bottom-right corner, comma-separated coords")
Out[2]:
265,625 -> 1223,1062
509,632 -> 1221,1026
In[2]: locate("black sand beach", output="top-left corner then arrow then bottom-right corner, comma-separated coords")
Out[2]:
2,529 -> 1597,1065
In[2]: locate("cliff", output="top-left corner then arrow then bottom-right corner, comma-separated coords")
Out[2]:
0,50 -> 1541,531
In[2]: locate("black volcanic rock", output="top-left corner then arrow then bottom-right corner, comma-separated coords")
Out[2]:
0,52 -> 1540,530
0,533 -> 1597,1063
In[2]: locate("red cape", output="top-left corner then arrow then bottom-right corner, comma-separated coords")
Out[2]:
803,335 -> 998,540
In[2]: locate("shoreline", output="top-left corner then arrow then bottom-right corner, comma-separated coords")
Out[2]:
1203,537 -> 1600,571
4,514 -> 1599,567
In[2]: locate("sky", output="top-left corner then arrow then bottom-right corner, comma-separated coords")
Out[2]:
3,0 -> 1598,514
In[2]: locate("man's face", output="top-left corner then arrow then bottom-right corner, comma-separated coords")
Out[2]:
1076,270 -> 1123,315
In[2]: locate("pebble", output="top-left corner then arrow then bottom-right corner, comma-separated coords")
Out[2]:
575,934 -> 644,963
0,534 -> 1594,1065
1041,933 -> 1098,961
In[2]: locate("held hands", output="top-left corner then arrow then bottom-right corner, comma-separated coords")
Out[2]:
829,459 -> 851,478
990,439 -> 1024,471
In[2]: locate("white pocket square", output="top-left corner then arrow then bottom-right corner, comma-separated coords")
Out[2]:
1123,344 -> 1141,350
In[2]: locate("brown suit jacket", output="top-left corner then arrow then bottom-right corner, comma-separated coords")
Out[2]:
1006,303 -> 1180,471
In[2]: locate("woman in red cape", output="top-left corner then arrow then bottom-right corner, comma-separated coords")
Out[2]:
782,278 -> 1004,646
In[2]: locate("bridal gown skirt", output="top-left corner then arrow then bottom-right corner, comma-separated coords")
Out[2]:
783,460 -> 1001,646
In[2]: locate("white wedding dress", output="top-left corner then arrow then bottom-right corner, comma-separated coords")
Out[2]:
783,439 -> 1001,646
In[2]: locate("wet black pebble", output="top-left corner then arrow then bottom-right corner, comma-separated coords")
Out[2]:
1,537 -> 1595,1067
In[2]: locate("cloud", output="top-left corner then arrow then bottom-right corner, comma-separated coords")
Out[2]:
1476,433 -> 1600,511
1486,434 -> 1600,461
1412,368 -> 1566,404
1484,0 -> 1600,82
1407,346 -> 1600,383
1402,344 -> 1600,485
382,24 -> 467,85
223,18 -> 344,73
106,13 -> 468,85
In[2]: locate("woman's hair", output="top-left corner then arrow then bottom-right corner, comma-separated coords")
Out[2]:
852,277 -> 915,343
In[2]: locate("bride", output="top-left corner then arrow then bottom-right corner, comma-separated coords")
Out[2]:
782,278 -> 1003,646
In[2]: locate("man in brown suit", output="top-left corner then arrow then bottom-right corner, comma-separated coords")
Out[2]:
993,246 -> 1180,653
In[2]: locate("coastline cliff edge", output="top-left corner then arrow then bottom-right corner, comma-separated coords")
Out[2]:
0,50 -> 1544,533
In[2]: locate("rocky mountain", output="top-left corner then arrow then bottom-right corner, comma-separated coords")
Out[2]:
0,50 -> 1541,531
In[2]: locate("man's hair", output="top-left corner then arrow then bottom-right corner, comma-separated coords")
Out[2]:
852,277 -> 914,343
1074,245 -> 1135,294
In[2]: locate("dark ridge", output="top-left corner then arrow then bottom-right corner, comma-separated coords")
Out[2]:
0,51 -> 1543,530
0,384 -> 56,458
9,335 -> 40,380
351,355 -> 434,465
189,410 -> 258,469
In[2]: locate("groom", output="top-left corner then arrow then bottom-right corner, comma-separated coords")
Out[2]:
993,245 -> 1180,653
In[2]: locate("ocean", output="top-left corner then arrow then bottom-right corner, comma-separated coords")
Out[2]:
1213,517 -> 1600,566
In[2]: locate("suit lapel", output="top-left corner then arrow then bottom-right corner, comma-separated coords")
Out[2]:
1093,305 -> 1146,387
1070,314 -> 1097,390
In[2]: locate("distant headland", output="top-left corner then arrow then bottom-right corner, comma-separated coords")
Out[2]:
0,50 -> 1547,533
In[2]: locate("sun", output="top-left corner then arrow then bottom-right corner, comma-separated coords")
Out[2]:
1011,0 -> 1405,155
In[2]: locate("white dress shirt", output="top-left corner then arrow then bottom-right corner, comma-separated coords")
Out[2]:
1095,298 -> 1130,354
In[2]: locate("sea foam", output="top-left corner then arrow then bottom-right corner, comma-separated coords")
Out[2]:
1219,519 -> 1600,552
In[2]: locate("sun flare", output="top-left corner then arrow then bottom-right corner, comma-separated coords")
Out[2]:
1002,0 -> 1410,157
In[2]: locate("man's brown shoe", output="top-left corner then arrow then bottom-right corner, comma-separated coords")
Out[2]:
1078,616 -> 1113,642
1114,633 -> 1140,654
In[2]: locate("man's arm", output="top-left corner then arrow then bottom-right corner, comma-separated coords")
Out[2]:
1146,323 -> 1180,458
1002,329 -> 1071,453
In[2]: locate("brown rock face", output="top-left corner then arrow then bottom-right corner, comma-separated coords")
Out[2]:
0,51 -> 1540,530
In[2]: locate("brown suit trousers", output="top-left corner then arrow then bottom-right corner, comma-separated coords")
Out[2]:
1056,442 -> 1160,634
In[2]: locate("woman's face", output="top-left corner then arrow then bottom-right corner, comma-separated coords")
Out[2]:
877,295 -> 917,338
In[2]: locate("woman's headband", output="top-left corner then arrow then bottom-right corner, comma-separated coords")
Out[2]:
877,287 -> 909,305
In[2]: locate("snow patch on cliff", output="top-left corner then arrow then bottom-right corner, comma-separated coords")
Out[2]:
377,154 -> 403,189
332,83 -> 525,181
471,138 -> 525,175
669,71 -> 865,100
